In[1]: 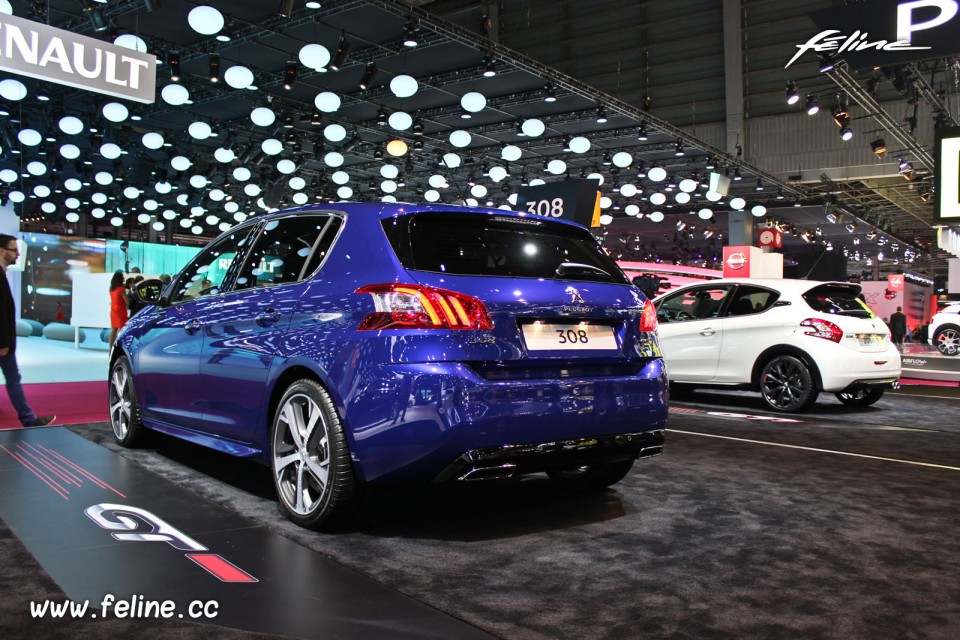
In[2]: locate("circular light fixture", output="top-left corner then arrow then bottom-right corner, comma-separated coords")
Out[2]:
224,201 -> 239,213
0,78 -> 27,101
501,145 -> 522,162
323,123 -> 346,142
65,198 -> 80,209
155,181 -> 172,194
529,179 -> 546,186
428,174 -> 447,188
27,161 -> 46,176
337,186 -> 353,199
214,147 -> 235,163
386,139 -> 408,156
292,192 -> 308,205
233,166 -> 251,181
18,129 -> 41,146
94,172 -> 113,186
679,178 -> 698,193
8,190 -> 25,203
675,192 -> 691,204
314,91 -> 341,113
751,205 -> 767,217
162,210 -> 177,220
244,183 -> 262,196
208,189 -> 225,201
161,83 -> 190,106
331,170 -> 349,185
170,155 -> 191,171
381,180 -> 397,193
698,208 -> 714,219
625,204 -> 640,216
99,143 -> 122,159
599,214 -> 613,225
152,221 -> 165,231
388,111 -> 412,131
382,195 -> 397,203
65,212 -> 80,223
123,186 -> 140,199
390,75 -> 418,98
0,169 -> 16,183
250,107 -> 276,126
649,192 -> 667,205
190,175 -> 208,189
488,166 -> 507,182
188,6 -> 225,36
298,43 -> 330,70
599,196 -> 612,209
424,189 -> 440,202
324,151 -> 345,167
188,121 -> 212,140
568,136 -> 591,153
142,132 -> 164,149
110,216 -> 124,227
289,176 -> 306,190
114,34 -> 147,52
261,138 -> 283,155
449,130 -> 471,148
34,185 -> 51,197
58,116 -> 84,135
380,164 -> 399,179
461,91 -> 486,112
277,159 -> 296,174
137,213 -> 151,224
705,190 -> 722,202
92,192 -> 107,204
649,211 -> 665,223
729,197 -> 746,210
620,183 -> 638,197
102,102 -> 129,122
442,153 -> 461,168
647,166 -> 667,182
521,118 -> 545,137
471,184 -> 488,197
60,144 -> 81,159
586,172 -> 604,185
547,159 -> 567,175
612,151 -> 633,168
224,65 -> 254,90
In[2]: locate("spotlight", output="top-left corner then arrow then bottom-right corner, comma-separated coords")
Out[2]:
832,105 -> 850,128
601,152 -> 612,166
596,106 -> 608,123
867,229 -> 878,241
733,168 -> 742,181
403,21 -> 418,47
919,186 -> 932,202
870,137 -> 887,158
359,62 -> 377,90
283,61 -> 297,89
818,53 -> 836,73
543,83 -> 557,102
676,220 -> 686,231
208,54 -> 220,83
840,126 -> 854,141
755,178 -> 763,191
785,81 -> 800,105
898,159 -> 915,181
330,35 -> 350,71
805,94 -> 819,115
311,111 -> 323,125
81,0 -> 108,32
674,143 -> 684,156
637,123 -> 648,141
482,55 -> 497,77
277,0 -> 294,18
845,221 -> 857,232
376,107 -> 388,126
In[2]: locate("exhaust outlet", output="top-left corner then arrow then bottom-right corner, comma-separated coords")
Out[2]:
458,464 -> 518,481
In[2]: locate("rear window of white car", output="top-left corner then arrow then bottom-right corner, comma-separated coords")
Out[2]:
802,283 -> 873,318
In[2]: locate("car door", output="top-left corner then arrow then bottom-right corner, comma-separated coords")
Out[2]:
133,227 -> 254,431
654,284 -> 733,382
712,285 -> 781,383
198,214 -> 343,442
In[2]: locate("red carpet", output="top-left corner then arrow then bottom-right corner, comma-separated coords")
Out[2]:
0,381 -> 107,430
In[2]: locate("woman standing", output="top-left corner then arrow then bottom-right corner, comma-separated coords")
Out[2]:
109,270 -> 128,347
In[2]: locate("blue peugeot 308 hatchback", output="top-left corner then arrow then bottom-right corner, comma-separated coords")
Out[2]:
110,203 -> 668,529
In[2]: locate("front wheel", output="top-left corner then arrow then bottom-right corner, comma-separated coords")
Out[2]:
759,355 -> 818,413
835,388 -> 885,407
271,379 -> 361,530
934,326 -> 960,356
546,459 -> 635,490
109,356 -> 149,447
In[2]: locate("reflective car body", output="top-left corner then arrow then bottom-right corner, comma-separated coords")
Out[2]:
111,203 -> 667,527
654,278 -> 901,412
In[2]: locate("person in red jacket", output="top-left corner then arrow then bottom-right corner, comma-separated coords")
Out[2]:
0,234 -> 55,428
108,270 -> 129,347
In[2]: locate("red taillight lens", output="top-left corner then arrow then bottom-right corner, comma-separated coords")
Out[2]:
639,299 -> 658,332
800,318 -> 843,343
356,283 -> 494,331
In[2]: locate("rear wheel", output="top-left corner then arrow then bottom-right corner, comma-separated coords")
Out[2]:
835,388 -> 885,407
271,379 -> 361,530
546,459 -> 635,490
759,355 -> 818,413
934,325 -> 960,356
109,356 -> 149,447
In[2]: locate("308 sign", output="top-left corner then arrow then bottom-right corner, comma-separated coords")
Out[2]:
526,198 -> 565,218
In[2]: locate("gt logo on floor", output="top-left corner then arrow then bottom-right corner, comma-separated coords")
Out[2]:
707,411 -> 803,424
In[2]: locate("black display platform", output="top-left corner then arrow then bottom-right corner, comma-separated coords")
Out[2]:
0,427 -> 492,639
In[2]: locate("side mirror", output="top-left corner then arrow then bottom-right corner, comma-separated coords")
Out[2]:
133,278 -> 164,306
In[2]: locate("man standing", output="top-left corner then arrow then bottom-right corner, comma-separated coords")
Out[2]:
889,305 -> 908,352
0,234 -> 55,428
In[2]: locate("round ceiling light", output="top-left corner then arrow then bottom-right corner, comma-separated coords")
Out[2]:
324,151 -> 345,167
190,175 -> 208,189
298,43 -> 330,71
521,119 -> 545,137
244,183 -> 262,196
442,153 -> 461,168
0,78 -> 26,101
102,102 -> 129,122
8,191 -> 25,203
649,211 -> 665,223
314,91 -> 341,113
388,111 -> 412,131
381,180 -> 397,193
337,186 -> 353,199
65,197 -> 80,209
110,216 -> 124,227
277,159 -> 296,174
250,107 -> 276,126
58,116 -> 84,135
171,155 -> 192,171
679,178 -> 698,193
501,145 -> 522,162
152,221 -> 165,231
649,192 -> 667,205
386,140 -> 408,156
729,197 -> 746,210
60,144 -> 81,159
123,186 -> 140,199
705,190 -> 722,202
470,184 -> 488,197
137,213 -> 151,224
188,6 -> 225,36
66,212 -> 80,223
647,166 -> 667,182
424,189 -> 440,202
586,172 -> 605,185
612,152 -> 633,168
161,83 -> 190,106
528,179 -> 546,186
380,164 -> 399,179
323,123 -> 347,142
144,200 -> 159,211
620,183 -> 638,197
114,34 -> 147,52
625,204 -> 640,216
698,208 -> 714,219
224,65 -> 254,90
331,170 -> 350,185
449,130 -> 471,148
233,167 -> 251,181
34,185 -> 51,197
188,122 -> 212,140
214,147 -> 235,163
0,169 -> 16,183
675,192 -> 691,204
488,166 -> 507,182
547,159 -> 567,175
289,176 -> 306,190
292,192 -> 309,205
99,143 -> 122,159
224,201 -> 239,213
599,214 -> 614,225
18,129 -> 41,146
91,192 -> 107,204
261,138 -> 283,155
142,132 -> 164,149
428,175 -> 447,188
208,189 -> 225,201
751,205 -> 767,217
461,91 -> 486,113
568,136 -> 590,153
155,181 -> 172,194
162,210 -> 177,220
599,196 -> 613,209
390,74 -> 418,98
27,161 -> 47,176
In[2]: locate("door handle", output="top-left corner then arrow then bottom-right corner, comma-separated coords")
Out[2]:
700,328 -> 716,336
256,309 -> 282,327
184,319 -> 201,335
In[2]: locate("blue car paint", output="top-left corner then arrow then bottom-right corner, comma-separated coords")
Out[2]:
115,202 -> 668,484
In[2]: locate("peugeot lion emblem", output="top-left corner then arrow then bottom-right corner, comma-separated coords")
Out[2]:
566,286 -> 585,304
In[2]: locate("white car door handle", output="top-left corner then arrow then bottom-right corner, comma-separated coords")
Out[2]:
700,328 -> 716,336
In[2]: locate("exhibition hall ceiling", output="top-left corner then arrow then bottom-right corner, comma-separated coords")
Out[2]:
0,0 -> 951,279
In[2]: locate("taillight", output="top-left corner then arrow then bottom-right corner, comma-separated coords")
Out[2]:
800,318 -> 843,343
356,283 -> 493,331
639,299 -> 658,332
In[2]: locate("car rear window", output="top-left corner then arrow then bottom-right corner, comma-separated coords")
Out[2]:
802,283 -> 873,318
383,212 -> 629,284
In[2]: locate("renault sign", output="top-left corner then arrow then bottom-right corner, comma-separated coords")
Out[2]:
0,13 -> 155,103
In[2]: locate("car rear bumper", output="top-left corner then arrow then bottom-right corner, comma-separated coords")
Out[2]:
342,358 -> 669,483
818,345 -> 901,391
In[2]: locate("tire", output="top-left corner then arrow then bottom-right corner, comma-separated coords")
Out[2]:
271,379 -> 361,530
934,325 -> 960,356
109,356 -> 149,447
759,355 -> 818,413
834,388 -> 885,407
546,459 -> 635,491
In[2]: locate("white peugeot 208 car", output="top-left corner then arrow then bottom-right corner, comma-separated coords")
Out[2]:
654,279 -> 901,412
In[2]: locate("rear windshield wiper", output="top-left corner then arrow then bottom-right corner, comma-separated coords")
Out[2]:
555,262 -> 610,278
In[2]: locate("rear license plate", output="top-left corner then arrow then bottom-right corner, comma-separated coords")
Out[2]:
521,322 -> 618,351
857,333 -> 884,346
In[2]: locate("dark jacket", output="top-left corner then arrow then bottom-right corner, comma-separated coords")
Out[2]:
0,268 -> 17,353
889,311 -> 907,337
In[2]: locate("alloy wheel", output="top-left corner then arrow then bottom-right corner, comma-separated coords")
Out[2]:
272,393 -> 332,517
109,363 -> 132,440
761,358 -> 810,411
936,328 -> 960,356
